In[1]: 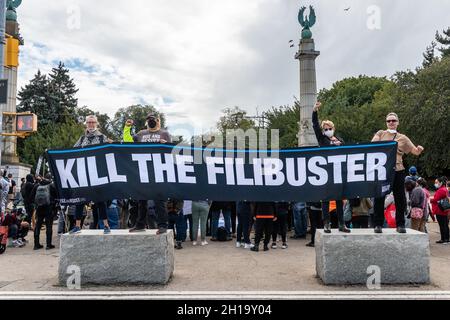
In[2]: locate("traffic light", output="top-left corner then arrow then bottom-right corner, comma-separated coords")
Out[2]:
16,113 -> 38,133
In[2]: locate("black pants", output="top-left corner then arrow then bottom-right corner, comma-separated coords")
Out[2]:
308,208 -> 323,244
374,170 -> 406,228
136,200 -> 168,229
272,214 -> 287,243
34,205 -> 53,246
231,209 -> 237,234
254,219 -> 273,246
24,203 -> 34,224
352,216 -> 369,229
322,200 -> 344,226
436,215 -> 450,242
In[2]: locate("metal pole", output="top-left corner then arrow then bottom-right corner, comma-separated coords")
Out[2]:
0,0 -> 6,166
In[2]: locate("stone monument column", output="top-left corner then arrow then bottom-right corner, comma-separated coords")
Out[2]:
296,5 -> 319,147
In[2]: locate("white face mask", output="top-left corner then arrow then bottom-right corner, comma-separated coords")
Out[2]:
435,183 -> 441,189
324,130 -> 334,138
87,128 -> 97,134
387,129 -> 397,134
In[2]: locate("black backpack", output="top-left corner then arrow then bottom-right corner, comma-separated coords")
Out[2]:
349,198 -> 361,208
217,227 -> 228,241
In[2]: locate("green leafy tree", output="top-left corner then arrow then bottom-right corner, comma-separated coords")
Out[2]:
76,106 -> 113,139
264,104 -> 300,148
388,57 -> 450,176
18,121 -> 84,170
110,105 -> 166,140
317,76 -> 391,143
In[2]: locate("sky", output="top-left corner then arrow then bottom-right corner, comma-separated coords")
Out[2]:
15,0 -> 450,137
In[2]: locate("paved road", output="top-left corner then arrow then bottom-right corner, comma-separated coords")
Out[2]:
1,222 -> 449,293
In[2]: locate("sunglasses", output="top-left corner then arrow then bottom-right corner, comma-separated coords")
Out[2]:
323,128 -> 333,132
386,120 -> 398,123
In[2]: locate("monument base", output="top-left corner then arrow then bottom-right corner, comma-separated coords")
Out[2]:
315,229 -> 430,285
58,230 -> 174,286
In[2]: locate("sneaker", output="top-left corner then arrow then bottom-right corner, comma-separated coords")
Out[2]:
396,226 -> 407,234
69,226 -> 82,235
306,242 -> 315,248
175,242 -> 183,250
271,243 -> 277,249
16,239 -> 25,247
263,245 -> 269,252
210,237 -> 218,242
282,243 -> 288,249
104,227 -> 111,235
236,242 -> 241,248
12,240 -> 24,248
33,244 -> 44,250
192,241 -> 198,246
244,243 -> 253,249
251,246 -> 259,252
46,244 -> 56,250
374,226 -> 383,234
129,227 -> 146,233
157,227 -> 167,235
436,240 -> 446,244
201,241 -> 208,246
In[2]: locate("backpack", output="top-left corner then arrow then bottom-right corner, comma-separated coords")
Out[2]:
349,198 -> 361,208
35,184 -> 51,207
217,227 -> 228,241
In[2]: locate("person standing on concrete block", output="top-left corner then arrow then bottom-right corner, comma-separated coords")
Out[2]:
69,115 -> 112,235
124,113 -> 170,235
312,102 -> 350,233
372,113 -> 424,234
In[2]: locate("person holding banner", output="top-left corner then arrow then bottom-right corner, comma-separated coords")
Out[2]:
69,115 -> 112,235
124,113 -> 170,234
312,102 -> 350,233
372,113 -> 424,234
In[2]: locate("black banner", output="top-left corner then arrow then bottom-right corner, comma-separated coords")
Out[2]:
46,142 -> 397,204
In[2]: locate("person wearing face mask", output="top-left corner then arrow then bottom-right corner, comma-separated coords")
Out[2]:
312,102 -> 350,233
430,176 -> 449,244
70,115 -> 112,235
372,113 -> 424,234
123,113 -> 171,234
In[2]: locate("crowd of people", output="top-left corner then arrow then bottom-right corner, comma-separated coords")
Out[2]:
0,106 -> 449,255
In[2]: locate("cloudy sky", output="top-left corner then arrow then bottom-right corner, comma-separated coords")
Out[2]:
16,0 -> 450,136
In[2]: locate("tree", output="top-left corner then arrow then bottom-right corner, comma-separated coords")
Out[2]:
317,76 -> 391,143
388,57 -> 450,176
435,27 -> 450,57
422,41 -> 438,68
217,107 -> 256,134
110,105 -> 166,141
18,121 -> 84,170
17,62 -> 79,126
264,104 -> 300,148
17,70 -> 52,126
76,106 -> 113,139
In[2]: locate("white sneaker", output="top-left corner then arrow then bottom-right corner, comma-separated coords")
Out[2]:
201,241 -> 208,246
192,241 -> 197,246
282,243 -> 288,249
236,242 -> 241,248
244,243 -> 253,249
12,240 -> 24,248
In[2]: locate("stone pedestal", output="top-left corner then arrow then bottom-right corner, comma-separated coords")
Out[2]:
315,229 -> 430,285
58,230 -> 174,286
296,38 -> 320,147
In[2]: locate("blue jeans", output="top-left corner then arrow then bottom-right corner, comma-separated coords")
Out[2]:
211,209 -> 231,238
293,202 -> 308,237
98,206 -> 120,229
